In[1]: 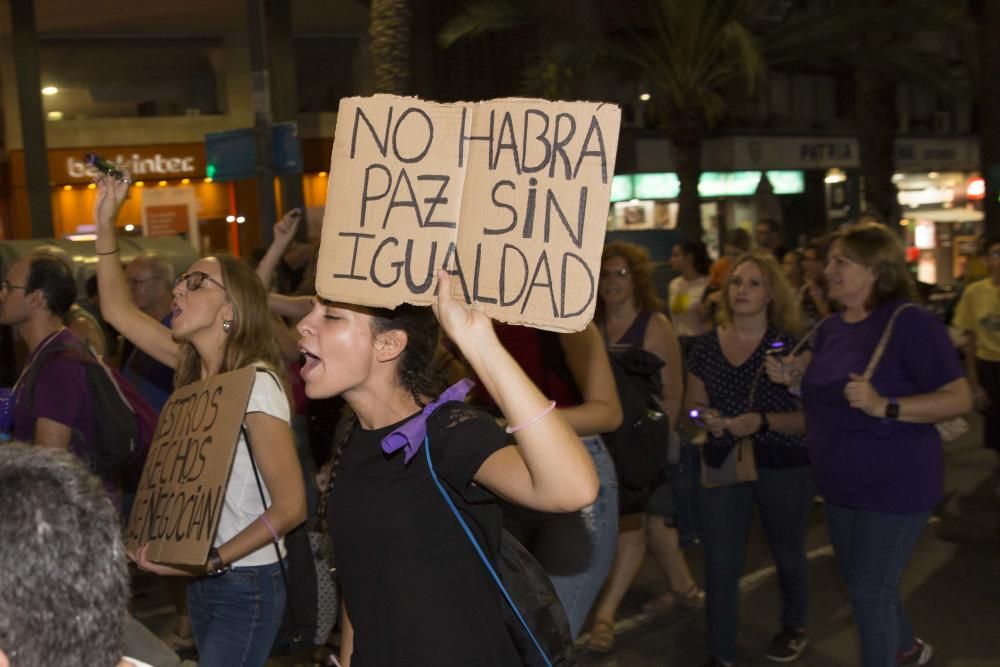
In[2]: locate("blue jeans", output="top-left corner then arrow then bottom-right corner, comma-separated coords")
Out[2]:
699,466 -> 813,663
504,436 -> 618,638
188,561 -> 287,667
824,503 -> 929,667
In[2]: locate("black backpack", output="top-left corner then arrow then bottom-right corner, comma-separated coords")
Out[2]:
21,339 -> 155,484
601,345 -> 671,512
539,331 -> 671,513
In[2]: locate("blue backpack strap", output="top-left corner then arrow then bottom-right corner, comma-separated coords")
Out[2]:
422,436 -> 553,667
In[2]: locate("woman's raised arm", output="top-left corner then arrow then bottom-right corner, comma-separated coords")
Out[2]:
93,173 -> 179,369
431,271 -> 599,513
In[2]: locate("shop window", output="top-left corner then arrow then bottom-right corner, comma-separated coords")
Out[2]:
40,38 -> 224,120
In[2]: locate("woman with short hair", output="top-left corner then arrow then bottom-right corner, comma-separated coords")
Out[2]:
768,223 -> 971,666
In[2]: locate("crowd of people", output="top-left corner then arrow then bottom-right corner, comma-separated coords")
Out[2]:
0,169 -> 983,667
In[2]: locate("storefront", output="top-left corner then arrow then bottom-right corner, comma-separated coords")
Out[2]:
625,134 -> 981,270
608,169 -> 807,253
4,138 -> 335,254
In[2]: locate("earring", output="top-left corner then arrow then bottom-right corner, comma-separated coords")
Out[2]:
222,319 -> 233,334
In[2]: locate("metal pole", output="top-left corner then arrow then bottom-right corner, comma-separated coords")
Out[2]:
247,0 -> 276,248
10,0 -> 54,238
267,0 -> 306,221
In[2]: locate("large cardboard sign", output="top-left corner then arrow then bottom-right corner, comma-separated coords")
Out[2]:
316,95 -> 621,332
125,366 -> 256,565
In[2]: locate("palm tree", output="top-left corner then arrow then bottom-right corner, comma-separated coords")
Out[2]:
832,0 -> 969,228
443,0 -> 779,240
623,1 -> 771,239
438,0 -> 606,100
369,0 -> 412,94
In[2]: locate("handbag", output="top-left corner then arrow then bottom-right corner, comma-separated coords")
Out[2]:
863,304 -> 969,442
699,356 -> 765,488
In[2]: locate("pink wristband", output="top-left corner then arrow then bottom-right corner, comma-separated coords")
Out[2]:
259,514 -> 279,543
505,400 -> 557,434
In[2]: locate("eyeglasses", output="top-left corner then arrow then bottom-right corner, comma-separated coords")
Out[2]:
174,271 -> 227,292
600,268 -> 630,279
1,280 -> 25,291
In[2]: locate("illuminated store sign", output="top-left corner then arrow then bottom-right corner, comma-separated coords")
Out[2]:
611,170 -> 805,202
66,153 -> 196,179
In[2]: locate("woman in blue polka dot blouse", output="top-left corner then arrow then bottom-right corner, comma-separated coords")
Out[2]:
686,250 -> 812,667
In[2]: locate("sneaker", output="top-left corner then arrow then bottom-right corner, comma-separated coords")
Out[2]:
765,627 -> 808,663
897,638 -> 933,665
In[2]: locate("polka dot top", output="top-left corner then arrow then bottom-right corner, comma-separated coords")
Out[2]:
687,326 -> 809,469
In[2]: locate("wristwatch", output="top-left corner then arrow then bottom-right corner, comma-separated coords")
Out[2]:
757,411 -> 770,434
206,548 -> 229,577
884,397 -> 900,420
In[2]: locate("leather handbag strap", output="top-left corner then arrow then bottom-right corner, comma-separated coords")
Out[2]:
861,303 -> 919,382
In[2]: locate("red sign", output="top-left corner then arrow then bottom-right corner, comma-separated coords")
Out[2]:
146,205 -> 191,237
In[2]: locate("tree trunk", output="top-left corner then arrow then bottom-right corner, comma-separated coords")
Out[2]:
978,0 -> 1000,235
370,0 -> 412,94
855,63 -> 901,227
663,105 -> 705,241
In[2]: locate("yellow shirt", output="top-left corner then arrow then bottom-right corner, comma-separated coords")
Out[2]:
953,278 -> 1000,361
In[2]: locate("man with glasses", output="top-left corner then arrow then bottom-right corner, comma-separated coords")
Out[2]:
953,234 -> 1000,467
122,252 -> 175,412
0,256 -> 99,459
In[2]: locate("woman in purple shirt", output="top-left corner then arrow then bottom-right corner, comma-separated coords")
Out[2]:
768,223 -> 971,667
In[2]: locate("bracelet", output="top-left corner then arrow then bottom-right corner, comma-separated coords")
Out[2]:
505,400 -> 557,434
206,547 -> 229,577
96,248 -> 119,256
259,514 -> 279,543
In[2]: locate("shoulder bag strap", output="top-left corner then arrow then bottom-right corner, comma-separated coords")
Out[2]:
239,367 -> 301,641
862,303 -> 919,382
423,436 -> 554,667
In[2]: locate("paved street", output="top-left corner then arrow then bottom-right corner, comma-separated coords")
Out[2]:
132,417 -> 1000,666
577,417 -> 1000,666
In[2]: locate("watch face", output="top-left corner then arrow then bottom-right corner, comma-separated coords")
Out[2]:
886,401 -> 900,419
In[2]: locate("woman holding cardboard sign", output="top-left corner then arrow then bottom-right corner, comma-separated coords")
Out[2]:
685,251 -> 810,667
296,271 -> 600,666
92,172 -> 307,667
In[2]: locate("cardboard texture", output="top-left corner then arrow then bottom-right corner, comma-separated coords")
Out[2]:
316,95 -> 621,332
125,366 -> 256,565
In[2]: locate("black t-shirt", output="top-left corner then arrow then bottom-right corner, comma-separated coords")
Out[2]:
327,402 -> 520,666
687,326 -> 809,469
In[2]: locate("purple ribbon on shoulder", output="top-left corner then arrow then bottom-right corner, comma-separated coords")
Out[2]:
380,378 -> 476,463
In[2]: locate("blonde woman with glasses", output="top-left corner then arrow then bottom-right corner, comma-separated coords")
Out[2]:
92,172 -> 306,667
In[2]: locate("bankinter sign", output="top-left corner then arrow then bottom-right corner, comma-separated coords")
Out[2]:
316,95 -> 621,333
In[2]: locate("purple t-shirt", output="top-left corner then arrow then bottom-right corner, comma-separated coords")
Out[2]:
802,299 -> 963,513
11,330 -> 120,504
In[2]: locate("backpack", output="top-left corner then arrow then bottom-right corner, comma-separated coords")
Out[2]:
422,422 -> 576,667
602,345 -> 671,511
21,339 -> 156,485
539,331 -> 671,514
